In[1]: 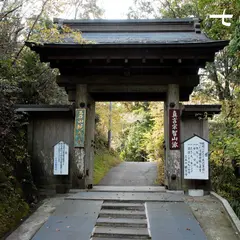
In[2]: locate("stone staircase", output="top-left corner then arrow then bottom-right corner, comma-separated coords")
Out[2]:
91,200 -> 151,239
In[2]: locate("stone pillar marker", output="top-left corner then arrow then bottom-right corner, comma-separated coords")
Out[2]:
73,84 -> 95,189
165,84 -> 181,190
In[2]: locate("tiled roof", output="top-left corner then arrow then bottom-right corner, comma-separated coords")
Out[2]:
53,18 -> 219,45
80,32 -> 213,44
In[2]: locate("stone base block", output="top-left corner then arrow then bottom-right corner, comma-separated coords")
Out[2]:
56,184 -> 70,194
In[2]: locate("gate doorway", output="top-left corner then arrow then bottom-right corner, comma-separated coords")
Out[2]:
95,101 -> 164,186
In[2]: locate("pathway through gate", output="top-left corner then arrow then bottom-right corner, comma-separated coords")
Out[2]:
98,162 -> 158,186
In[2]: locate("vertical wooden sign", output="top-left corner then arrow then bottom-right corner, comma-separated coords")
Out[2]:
169,109 -> 180,150
74,109 -> 86,147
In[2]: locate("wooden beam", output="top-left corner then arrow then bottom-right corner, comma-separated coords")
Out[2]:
50,58 -> 207,70
56,75 -> 199,87
42,47 -> 217,62
66,90 -> 192,102
88,85 -> 168,93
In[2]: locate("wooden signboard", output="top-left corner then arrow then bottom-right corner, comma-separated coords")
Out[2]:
169,109 -> 180,150
74,109 -> 86,148
54,141 -> 69,175
183,135 -> 209,180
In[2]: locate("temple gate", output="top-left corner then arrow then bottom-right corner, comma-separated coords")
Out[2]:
25,18 -> 228,190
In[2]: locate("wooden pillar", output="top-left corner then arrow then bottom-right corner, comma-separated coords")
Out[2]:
165,84 -> 181,190
73,84 -> 95,189
164,102 -> 168,186
202,119 -> 209,140
85,96 -> 95,188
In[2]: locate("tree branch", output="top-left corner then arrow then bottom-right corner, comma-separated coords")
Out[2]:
0,5 -> 22,20
12,0 -> 49,65
163,0 -> 177,18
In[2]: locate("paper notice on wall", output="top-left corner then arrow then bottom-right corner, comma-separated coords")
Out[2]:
184,135 -> 209,180
54,141 -> 69,175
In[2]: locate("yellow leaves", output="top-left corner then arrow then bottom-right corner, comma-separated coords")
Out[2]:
30,26 -> 61,43
29,22 -> 91,44
61,25 -> 72,33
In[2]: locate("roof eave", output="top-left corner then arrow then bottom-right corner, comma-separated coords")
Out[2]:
26,40 -> 229,50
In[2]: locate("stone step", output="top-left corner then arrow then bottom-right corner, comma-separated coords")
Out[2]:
91,186 -> 165,192
99,209 -> 146,219
93,226 -> 151,239
102,202 -> 144,211
103,200 -> 145,204
96,217 -> 147,228
91,238 -> 138,240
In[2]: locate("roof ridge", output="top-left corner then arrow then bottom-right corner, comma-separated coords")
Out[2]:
54,18 -> 199,24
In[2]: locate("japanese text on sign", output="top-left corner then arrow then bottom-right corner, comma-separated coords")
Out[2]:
184,135 -> 209,180
169,109 -> 180,150
54,141 -> 69,175
74,109 -> 86,148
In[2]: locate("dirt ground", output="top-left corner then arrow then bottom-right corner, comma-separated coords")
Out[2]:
185,195 -> 240,240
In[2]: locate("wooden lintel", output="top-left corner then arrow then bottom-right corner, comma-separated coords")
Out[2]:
41,46 -> 217,63
65,87 -> 193,102
56,75 -> 199,87
88,85 -> 168,93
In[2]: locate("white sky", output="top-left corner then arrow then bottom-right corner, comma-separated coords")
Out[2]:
100,0 -> 133,19
60,0 -> 134,19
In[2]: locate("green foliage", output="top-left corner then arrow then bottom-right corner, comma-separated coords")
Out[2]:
93,112 -> 122,184
0,169 -> 29,239
229,199 -> 240,219
120,103 -> 154,162
144,103 -> 164,162
119,102 -> 164,163
96,102 -> 127,149
120,121 -> 149,161
229,21 -> 240,56
94,151 -> 122,184
199,0 -> 240,40
29,19 -> 91,44
209,99 -> 240,218
160,0 -> 200,19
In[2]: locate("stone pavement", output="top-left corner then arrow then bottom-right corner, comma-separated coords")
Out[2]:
31,188 -> 207,240
6,162 -> 239,240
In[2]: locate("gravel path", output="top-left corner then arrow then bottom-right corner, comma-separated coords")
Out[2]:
185,195 -> 240,240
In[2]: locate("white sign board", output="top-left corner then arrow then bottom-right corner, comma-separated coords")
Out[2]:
184,135 -> 209,180
54,141 -> 69,175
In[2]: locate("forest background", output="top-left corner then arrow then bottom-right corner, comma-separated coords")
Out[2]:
0,0 -> 240,238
